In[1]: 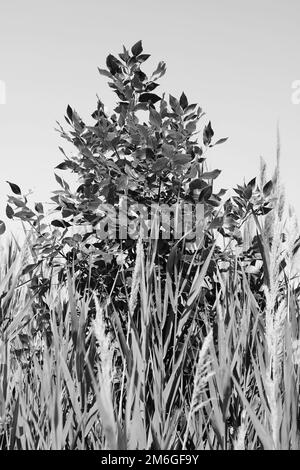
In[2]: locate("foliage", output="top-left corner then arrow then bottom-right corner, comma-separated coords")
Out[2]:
1,41 -> 274,309
0,41 -> 300,450
0,204 -> 300,449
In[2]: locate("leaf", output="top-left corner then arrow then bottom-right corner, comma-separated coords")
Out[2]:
199,185 -> 213,202
6,204 -> 14,219
106,54 -> 122,75
35,202 -> 44,214
56,161 -> 70,170
139,93 -> 161,104
132,73 -> 144,90
58,146 -> 68,157
173,154 -> 191,165
51,220 -> 69,228
263,180 -> 273,197
134,103 -> 149,112
216,188 -> 228,197
203,121 -> 214,146
247,177 -> 256,189
214,137 -> 228,145
118,45 -> 130,63
146,82 -> 159,92
244,185 -> 252,200
151,61 -> 166,80
55,173 -> 63,187
137,54 -> 150,63
152,157 -> 169,172
66,105 -> 73,121
169,94 -> 181,113
185,103 -> 197,114
179,92 -> 188,110
186,121 -> 197,133
189,179 -> 208,191
131,40 -> 143,56
149,108 -> 162,128
201,169 -> 221,180
0,220 -> 6,235
54,173 -> 69,190
14,209 -> 35,219
8,196 -> 25,208
62,208 -> 74,218
98,67 -> 113,79
261,205 -> 273,215
21,263 -> 38,276
207,197 -> 221,207
6,181 -> 21,195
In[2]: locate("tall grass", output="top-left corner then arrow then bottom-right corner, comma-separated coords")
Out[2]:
0,166 -> 300,449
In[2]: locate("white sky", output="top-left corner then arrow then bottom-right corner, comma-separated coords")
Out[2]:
0,0 -> 300,237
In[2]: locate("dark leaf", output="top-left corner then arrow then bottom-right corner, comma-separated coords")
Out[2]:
135,70 -> 147,82
263,180 -> 273,197
56,161 -> 70,170
199,186 -> 213,202
132,74 -> 144,90
244,185 -> 253,200
189,179 -> 208,191
179,92 -> 188,110
247,177 -> 256,189
261,206 -> 273,215
51,219 -> 69,228
66,105 -> 73,121
7,181 -> 21,195
6,204 -> 14,219
146,82 -> 159,92
62,208 -> 74,218
139,93 -> 161,104
203,121 -> 214,146
233,188 -> 244,197
106,54 -> 122,75
35,202 -> 44,214
131,40 -> 143,56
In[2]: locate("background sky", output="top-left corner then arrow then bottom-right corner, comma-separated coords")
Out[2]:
0,0 -> 300,238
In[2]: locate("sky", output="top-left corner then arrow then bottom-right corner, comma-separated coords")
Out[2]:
0,0 -> 300,238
